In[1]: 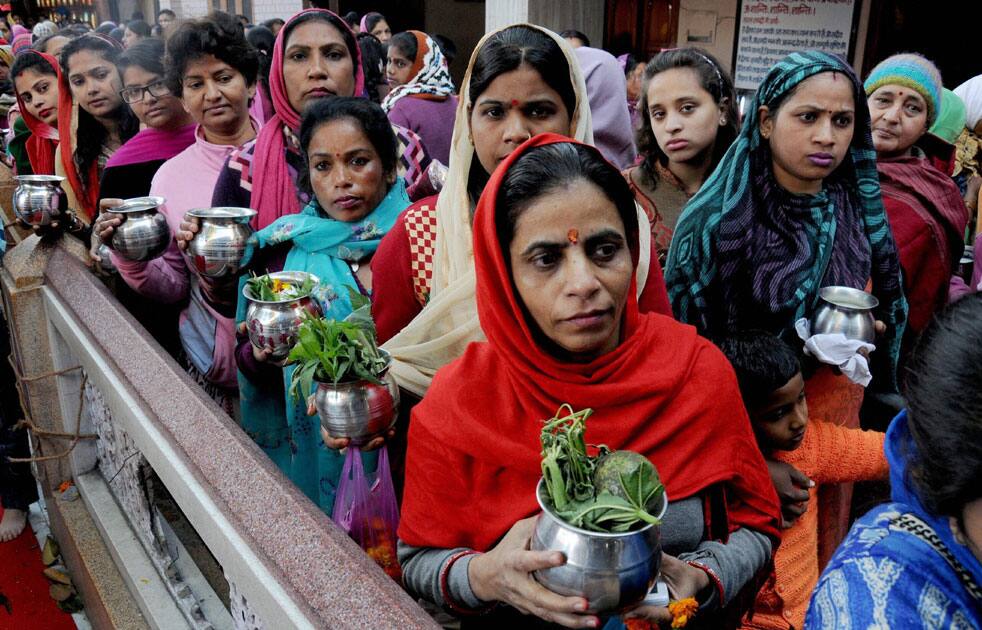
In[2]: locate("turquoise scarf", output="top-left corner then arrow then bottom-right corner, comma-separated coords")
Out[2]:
236,179 -> 409,515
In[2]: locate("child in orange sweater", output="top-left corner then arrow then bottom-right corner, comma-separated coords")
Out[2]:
718,332 -> 889,630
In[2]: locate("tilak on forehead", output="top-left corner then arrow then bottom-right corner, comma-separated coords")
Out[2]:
567,228 -> 578,244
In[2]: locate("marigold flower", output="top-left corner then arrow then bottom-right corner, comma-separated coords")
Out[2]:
668,597 -> 698,628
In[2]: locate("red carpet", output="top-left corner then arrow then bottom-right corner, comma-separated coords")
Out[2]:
0,507 -> 76,630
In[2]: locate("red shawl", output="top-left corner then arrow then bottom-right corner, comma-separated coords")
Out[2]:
14,51 -> 61,175
878,140 -> 968,333
398,134 -> 781,552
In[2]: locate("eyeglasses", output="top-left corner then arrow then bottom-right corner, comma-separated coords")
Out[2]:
120,80 -> 171,104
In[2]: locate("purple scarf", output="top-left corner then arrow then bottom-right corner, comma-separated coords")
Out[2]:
105,124 -> 197,169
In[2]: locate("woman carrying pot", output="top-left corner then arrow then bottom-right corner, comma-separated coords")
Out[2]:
398,135 -> 780,628
234,97 -> 412,514
372,24 -> 670,399
92,12 -> 260,414
663,51 -> 908,561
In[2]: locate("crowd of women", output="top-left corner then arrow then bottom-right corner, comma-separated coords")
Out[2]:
0,6 -> 980,629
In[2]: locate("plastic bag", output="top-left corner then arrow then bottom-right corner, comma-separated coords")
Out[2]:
332,446 -> 402,581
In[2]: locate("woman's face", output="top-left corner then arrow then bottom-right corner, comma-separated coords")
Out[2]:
308,117 -> 393,222
370,19 -> 391,43
0,62 -> 8,82
759,71 -> 855,195
14,68 -> 58,125
122,65 -> 186,129
646,67 -> 725,166
867,84 -> 928,158
385,45 -> 413,88
66,49 -> 124,120
180,54 -> 255,135
122,27 -> 142,49
508,178 -> 633,361
282,20 -> 356,114
469,65 -> 571,175
0,22 -> 10,41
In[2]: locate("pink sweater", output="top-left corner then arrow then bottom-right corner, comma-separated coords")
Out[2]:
111,126 -> 241,389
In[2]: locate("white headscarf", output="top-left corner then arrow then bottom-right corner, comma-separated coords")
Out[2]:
382,24 -> 650,397
954,75 -> 982,130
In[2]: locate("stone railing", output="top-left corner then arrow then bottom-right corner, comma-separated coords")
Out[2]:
1,235 -> 438,630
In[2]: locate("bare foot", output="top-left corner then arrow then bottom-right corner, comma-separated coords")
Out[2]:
0,508 -> 27,542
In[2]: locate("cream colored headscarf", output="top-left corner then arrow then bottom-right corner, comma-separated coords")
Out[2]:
382,24 -> 651,397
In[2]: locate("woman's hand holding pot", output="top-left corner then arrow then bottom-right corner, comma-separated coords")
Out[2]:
176,214 -> 200,251
467,517 -> 599,628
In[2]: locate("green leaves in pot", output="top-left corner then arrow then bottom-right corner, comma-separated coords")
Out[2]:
287,289 -> 388,400
540,405 -> 664,533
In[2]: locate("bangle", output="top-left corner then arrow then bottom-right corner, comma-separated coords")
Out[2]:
439,550 -> 493,616
686,560 -> 724,606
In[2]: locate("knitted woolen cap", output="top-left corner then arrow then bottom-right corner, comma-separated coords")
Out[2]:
864,53 -> 943,126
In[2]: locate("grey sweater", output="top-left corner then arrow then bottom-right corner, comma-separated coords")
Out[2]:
398,495 -> 772,612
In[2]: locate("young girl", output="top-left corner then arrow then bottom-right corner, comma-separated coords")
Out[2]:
626,48 -> 737,264
10,50 -> 60,175
57,34 -> 139,225
235,97 -> 411,515
383,30 -> 457,164
99,38 -> 195,199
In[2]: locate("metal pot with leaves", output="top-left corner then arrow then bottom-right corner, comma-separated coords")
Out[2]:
288,292 -> 399,445
532,406 -> 667,614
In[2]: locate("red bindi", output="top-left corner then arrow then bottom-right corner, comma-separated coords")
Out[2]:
567,228 -> 579,244
511,99 -> 520,108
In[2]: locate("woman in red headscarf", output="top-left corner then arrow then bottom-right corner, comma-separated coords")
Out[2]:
398,135 -> 781,628
10,50 -> 61,174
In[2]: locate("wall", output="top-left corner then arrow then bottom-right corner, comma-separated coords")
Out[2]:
675,0 -> 738,73
424,0 -> 486,87
251,0 -> 302,24
486,0 -> 604,47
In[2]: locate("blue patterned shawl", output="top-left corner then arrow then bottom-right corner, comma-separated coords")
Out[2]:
664,51 -> 907,388
806,411 -> 982,628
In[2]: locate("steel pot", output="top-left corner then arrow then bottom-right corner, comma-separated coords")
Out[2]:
812,286 -> 878,344
185,207 -> 256,278
313,355 -> 399,445
531,479 -> 668,614
109,196 -> 170,262
243,271 -> 322,361
13,175 -> 68,227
